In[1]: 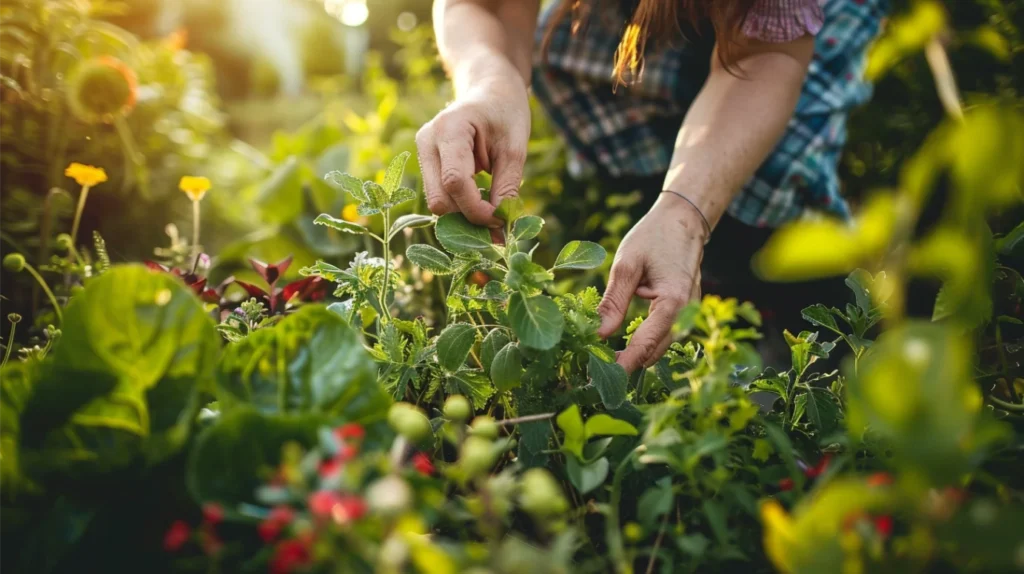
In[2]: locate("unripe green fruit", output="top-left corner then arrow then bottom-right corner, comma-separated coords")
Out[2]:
443,395 -> 471,422
55,234 -> 74,251
469,415 -> 499,440
518,468 -> 568,517
3,253 -> 26,273
459,436 -> 497,479
387,402 -> 433,443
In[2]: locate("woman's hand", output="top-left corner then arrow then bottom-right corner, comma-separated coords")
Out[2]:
598,193 -> 708,372
416,69 -> 531,227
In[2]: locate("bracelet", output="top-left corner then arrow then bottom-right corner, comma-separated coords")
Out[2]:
661,190 -> 712,244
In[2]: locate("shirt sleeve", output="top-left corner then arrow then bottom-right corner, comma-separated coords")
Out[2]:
741,0 -> 825,43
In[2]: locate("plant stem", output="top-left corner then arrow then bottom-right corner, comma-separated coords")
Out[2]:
24,262 -> 62,324
191,199 -> 202,263
498,412 -> 555,426
995,324 -> 1020,403
607,451 -> 636,574
2,321 -> 16,368
645,511 -> 670,574
70,185 -> 91,248
988,396 -> 1024,413
380,209 -> 392,318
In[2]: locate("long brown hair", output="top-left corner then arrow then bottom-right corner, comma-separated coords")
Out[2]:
542,0 -> 758,85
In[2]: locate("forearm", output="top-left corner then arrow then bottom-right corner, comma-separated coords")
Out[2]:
433,0 -> 539,95
662,39 -> 813,228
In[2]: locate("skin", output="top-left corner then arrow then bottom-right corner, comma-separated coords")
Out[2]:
421,0 -> 815,372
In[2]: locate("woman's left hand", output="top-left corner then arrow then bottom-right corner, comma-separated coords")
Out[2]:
597,192 -> 708,372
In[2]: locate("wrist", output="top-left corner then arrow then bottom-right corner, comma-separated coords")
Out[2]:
451,54 -> 529,97
654,191 -> 712,243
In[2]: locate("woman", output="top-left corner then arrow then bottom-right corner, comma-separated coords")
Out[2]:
416,0 -> 885,372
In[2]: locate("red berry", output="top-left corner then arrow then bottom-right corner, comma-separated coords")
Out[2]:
258,520 -> 281,543
867,472 -> 893,487
334,423 -> 365,442
335,496 -> 368,522
338,443 -> 358,461
163,520 -> 191,552
319,456 -> 343,478
412,452 -> 435,476
268,505 -> 296,526
308,490 -> 342,517
269,539 -> 312,574
873,515 -> 893,537
778,477 -> 794,491
202,503 -> 224,526
804,455 -> 831,479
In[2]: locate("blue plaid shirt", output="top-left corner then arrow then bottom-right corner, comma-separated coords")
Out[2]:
531,0 -> 888,227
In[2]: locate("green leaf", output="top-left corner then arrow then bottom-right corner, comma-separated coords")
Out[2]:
801,304 -> 843,335
512,215 -> 544,241
446,369 -> 496,409
257,156 -> 303,224
383,151 -> 411,194
314,213 -> 368,235
508,293 -> 564,350
566,456 -> 609,495
387,187 -> 417,209
490,343 -> 523,392
217,305 -> 389,423
435,323 -> 477,372
480,329 -> 511,374
406,244 -> 455,275
588,354 -> 627,409
556,404 -> 585,459
553,241 -> 607,270
505,252 -> 554,291
361,181 -> 388,214
187,408 -> 321,505
845,269 -> 875,316
325,170 -> 368,203
494,196 -> 526,223
805,387 -> 841,436
586,344 -> 616,364
583,414 -> 637,438
637,478 -> 673,529
702,499 -> 730,546
390,213 -> 435,237
435,213 -> 492,255
19,265 -> 219,483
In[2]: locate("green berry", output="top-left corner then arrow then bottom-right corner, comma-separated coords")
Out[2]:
443,395 -> 472,422
518,468 -> 568,517
3,253 -> 26,273
459,436 -> 497,479
387,402 -> 433,443
469,415 -> 499,440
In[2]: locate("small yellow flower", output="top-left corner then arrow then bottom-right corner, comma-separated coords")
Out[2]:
179,176 -> 211,201
341,203 -> 360,222
65,163 -> 108,187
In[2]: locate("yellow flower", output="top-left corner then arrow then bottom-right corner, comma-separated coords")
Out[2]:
341,203 -> 360,222
179,176 -> 211,201
65,163 -> 108,187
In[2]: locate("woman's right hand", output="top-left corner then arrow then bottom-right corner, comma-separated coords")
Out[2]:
416,70 -> 531,227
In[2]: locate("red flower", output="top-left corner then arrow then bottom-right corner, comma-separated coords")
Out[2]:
269,539 -> 312,574
258,520 -> 282,543
873,515 -> 893,537
163,520 -> 191,552
308,490 -> 343,517
333,496 -> 368,523
338,443 -> 359,462
319,457 -> 344,478
412,452 -> 435,476
202,503 -> 224,526
867,472 -> 893,487
778,477 -> 794,491
804,455 -> 831,479
334,423 -> 365,442
268,505 -> 296,526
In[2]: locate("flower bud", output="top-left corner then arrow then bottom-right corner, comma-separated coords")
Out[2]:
55,233 -> 74,251
387,402 -> 433,443
7,313 -> 22,324
443,395 -> 471,422
3,253 -> 26,272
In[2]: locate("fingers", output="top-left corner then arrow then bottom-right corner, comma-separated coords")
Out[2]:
437,124 -> 502,227
488,144 -> 527,211
416,140 -> 456,216
598,259 -> 642,339
617,293 -> 685,372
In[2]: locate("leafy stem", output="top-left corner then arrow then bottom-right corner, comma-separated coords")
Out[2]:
380,207 -> 392,320
607,449 -> 638,574
2,319 -> 16,368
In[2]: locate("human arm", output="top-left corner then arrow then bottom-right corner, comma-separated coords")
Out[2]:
417,0 -> 540,226
599,36 -> 816,372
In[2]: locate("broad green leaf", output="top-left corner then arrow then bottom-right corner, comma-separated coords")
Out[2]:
508,293 -> 564,350
805,387 -> 841,436
1,360 -> 43,497
566,456 -> 609,495
387,187 -> 417,209
361,181 -> 388,213
556,404 -> 585,459
325,170 -> 368,203
553,241 -> 607,270
383,151 -> 411,194
801,304 -> 842,335
313,213 -> 368,235
586,344 -> 616,364
490,343 -> 523,392
505,252 -> 554,291
435,213 -> 492,255
494,196 -> 526,223
703,499 -> 730,546
512,215 -> 544,242
637,477 -> 673,528
583,414 -> 638,438
390,213 -> 435,237
187,408 -> 322,505
435,323 -> 477,372
480,329 -> 511,374
446,369 -> 496,409
406,244 -> 455,275
217,305 -> 389,423
19,265 -> 219,482
588,354 -> 627,409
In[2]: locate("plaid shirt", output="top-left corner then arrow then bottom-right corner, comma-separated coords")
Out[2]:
531,0 -> 888,227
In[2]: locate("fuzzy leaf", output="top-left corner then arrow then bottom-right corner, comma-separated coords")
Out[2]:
435,213 -> 492,255
314,213 -> 368,235
446,370 -> 495,409
390,214 -> 435,237
406,244 -> 455,275
588,354 -> 627,409
490,343 -> 523,392
383,151 -> 411,194
386,187 -> 417,209
505,252 -> 554,291
512,215 -> 544,242
553,241 -> 606,270
480,329 -> 510,373
508,293 -> 564,350
435,323 -> 477,372
494,196 -> 526,224
325,171 -> 368,203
